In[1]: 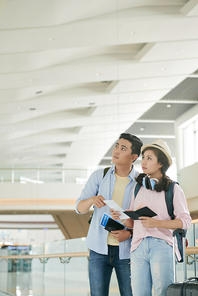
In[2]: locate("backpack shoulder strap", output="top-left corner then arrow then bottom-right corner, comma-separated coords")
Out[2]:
165,181 -> 179,220
134,183 -> 141,198
97,167 -> 110,194
103,167 -> 110,178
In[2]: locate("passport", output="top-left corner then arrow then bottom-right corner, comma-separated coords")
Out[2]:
100,213 -> 124,232
123,206 -> 157,220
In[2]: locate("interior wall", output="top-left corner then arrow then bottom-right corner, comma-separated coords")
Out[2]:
177,162 -> 198,200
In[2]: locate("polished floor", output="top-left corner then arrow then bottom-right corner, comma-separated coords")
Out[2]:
0,271 -> 121,296
1,263 -> 196,296
0,291 -> 15,296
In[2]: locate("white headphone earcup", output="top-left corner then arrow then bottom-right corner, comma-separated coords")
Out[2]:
142,176 -> 157,190
150,179 -> 156,190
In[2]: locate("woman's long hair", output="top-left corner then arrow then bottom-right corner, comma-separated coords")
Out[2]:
136,147 -> 172,192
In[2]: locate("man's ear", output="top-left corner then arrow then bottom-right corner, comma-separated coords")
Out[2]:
131,154 -> 138,162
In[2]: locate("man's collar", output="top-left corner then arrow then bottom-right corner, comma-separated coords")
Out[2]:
112,164 -> 137,180
111,165 -> 116,173
129,165 -> 138,180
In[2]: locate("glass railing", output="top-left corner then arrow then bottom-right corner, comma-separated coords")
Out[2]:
0,238 -> 120,296
0,223 -> 197,296
0,238 -> 88,296
0,163 -> 176,184
0,167 -> 97,184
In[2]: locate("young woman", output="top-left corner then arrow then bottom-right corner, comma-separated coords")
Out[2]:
111,139 -> 191,296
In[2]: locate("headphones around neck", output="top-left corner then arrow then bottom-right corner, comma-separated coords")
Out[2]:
142,176 -> 159,190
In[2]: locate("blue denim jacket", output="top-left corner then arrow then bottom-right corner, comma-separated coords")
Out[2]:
75,165 -> 138,259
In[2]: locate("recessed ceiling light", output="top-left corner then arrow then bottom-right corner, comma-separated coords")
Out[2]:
167,104 -> 172,108
96,73 -> 100,76
75,101 -> 78,105
161,68 -> 165,71
140,127 -> 144,131
130,32 -> 135,35
182,49 -> 186,52
49,38 -> 54,42
29,79 -> 33,82
144,83 -> 148,87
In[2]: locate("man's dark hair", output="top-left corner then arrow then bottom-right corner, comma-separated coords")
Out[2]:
119,133 -> 143,157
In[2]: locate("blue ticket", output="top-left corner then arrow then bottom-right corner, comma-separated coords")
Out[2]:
100,213 -> 111,228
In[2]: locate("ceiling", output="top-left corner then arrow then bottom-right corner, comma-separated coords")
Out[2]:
0,0 -> 198,183
0,0 -> 198,240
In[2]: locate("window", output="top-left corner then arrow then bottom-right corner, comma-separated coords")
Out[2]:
183,118 -> 198,167
195,120 -> 198,163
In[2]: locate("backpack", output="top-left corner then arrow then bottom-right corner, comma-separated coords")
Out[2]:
134,181 -> 185,262
88,167 -> 110,224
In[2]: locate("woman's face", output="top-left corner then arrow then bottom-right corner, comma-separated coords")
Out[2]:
141,149 -> 162,178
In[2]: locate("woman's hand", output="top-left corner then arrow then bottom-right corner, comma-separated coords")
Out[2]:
139,216 -> 159,228
110,208 -> 121,220
139,217 -> 183,230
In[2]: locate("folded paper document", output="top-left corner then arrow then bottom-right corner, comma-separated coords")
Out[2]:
104,200 -> 129,219
123,206 -> 157,220
100,213 -> 124,232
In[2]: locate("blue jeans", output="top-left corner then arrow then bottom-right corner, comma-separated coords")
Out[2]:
89,245 -> 132,296
131,237 -> 173,296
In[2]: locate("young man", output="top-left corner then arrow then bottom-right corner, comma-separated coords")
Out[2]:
75,133 -> 143,296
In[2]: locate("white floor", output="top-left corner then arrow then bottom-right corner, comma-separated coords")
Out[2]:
0,271 -> 121,296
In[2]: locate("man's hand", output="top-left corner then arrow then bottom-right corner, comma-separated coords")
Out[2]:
91,195 -> 106,209
110,230 -> 131,242
139,216 -> 158,228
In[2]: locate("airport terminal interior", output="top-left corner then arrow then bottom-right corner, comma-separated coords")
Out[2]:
0,0 -> 198,295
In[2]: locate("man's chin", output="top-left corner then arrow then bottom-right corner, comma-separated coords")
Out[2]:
112,159 -> 120,165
